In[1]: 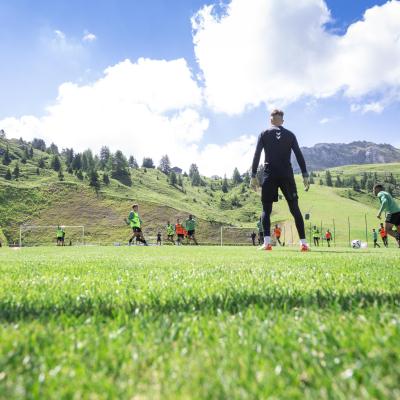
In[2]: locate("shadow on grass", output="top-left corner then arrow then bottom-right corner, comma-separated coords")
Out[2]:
1,289 -> 399,322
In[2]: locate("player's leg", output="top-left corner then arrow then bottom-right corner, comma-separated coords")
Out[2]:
260,177 -> 277,250
260,202 -> 273,250
385,222 -> 399,247
279,176 -> 308,251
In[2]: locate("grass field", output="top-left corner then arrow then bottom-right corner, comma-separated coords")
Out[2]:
1,246 -> 400,399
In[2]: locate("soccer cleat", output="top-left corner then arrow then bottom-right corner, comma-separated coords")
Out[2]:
300,244 -> 310,252
258,244 -> 272,251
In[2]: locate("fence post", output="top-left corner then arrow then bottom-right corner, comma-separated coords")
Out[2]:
283,225 -> 286,245
320,220 -> 323,247
333,218 -> 336,247
348,216 -> 351,247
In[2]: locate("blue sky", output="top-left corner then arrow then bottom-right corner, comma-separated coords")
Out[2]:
0,0 -> 399,175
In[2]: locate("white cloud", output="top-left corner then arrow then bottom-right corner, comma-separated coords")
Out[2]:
46,28 -> 85,59
54,30 -> 66,40
319,117 -> 339,124
192,0 -> 400,114
0,57 -> 256,176
351,101 -> 384,114
82,31 -> 97,42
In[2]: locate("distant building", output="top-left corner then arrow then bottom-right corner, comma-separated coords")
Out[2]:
171,166 -> 182,174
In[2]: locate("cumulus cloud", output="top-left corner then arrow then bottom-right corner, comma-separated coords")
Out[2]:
82,31 -> 97,42
54,30 -> 66,40
192,0 -> 400,114
0,57 -> 255,176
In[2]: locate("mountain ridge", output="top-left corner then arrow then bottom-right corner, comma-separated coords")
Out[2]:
292,140 -> 400,172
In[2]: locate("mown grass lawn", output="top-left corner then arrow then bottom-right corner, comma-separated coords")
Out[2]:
0,246 -> 399,399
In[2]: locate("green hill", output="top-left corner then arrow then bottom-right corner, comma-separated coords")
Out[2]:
1,135 -> 398,247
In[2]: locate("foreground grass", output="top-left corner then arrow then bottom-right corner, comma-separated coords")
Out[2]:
0,246 -> 399,399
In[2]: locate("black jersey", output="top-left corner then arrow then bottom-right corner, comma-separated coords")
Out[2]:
251,126 -> 308,178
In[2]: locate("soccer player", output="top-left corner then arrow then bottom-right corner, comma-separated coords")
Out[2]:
184,214 -> 198,245
256,217 -> 263,245
312,226 -> 320,247
251,109 -> 310,251
251,231 -> 257,246
374,184 -> 400,248
175,218 -> 185,245
379,223 -> 388,248
126,204 -> 148,246
166,221 -> 175,245
372,229 -> 380,248
325,229 -> 332,247
156,232 -> 162,246
273,224 -> 282,246
56,225 -> 64,246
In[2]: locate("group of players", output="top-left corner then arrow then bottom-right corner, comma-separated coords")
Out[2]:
126,204 -> 198,246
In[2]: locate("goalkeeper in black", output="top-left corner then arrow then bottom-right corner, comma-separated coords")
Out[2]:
251,109 -> 310,252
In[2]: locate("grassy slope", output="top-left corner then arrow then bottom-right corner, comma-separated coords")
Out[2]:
0,246 -> 399,399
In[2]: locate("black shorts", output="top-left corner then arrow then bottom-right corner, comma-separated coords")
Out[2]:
132,227 -> 142,233
262,173 -> 298,203
168,234 -> 174,239
187,230 -> 195,237
386,212 -> 400,226
177,234 -> 184,239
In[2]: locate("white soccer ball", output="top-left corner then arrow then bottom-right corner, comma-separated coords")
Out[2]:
351,239 -> 361,249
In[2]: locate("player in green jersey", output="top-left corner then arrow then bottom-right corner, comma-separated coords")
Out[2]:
126,204 -> 148,246
166,221 -> 175,245
374,184 -> 400,248
184,214 -> 198,245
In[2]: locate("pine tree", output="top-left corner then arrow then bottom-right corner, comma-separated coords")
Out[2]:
158,155 -> 171,174
32,138 -> 46,151
222,175 -> 229,193
51,155 -> 61,171
189,164 -> 199,179
38,158 -> 46,168
232,167 -> 243,185
89,169 -> 100,190
82,149 -> 95,172
99,146 -> 111,169
142,158 -> 155,168
112,150 -> 131,185
335,176 -> 342,188
76,170 -> 84,180
2,146 -> 11,165
24,147 -> 30,160
128,155 -> 138,169
4,168 -> 11,180
169,170 -> 177,186
49,143 -> 59,155
13,163 -> 20,180
191,171 -> 202,186
58,168 -> 64,181
177,174 -> 183,187
325,170 -> 333,187
103,172 -> 110,185
72,154 -> 82,171
36,167 -> 40,175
